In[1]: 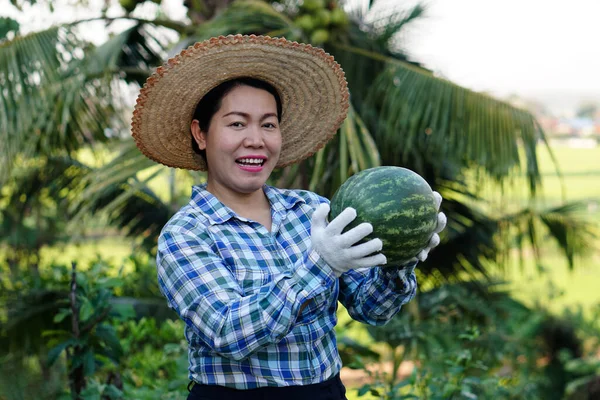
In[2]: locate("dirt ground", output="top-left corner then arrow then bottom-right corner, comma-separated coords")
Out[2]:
340,361 -> 415,387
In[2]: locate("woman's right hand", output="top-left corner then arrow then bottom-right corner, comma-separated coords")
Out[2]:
311,203 -> 387,277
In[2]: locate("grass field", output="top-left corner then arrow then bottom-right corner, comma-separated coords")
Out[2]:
495,144 -> 600,315
522,144 -> 599,211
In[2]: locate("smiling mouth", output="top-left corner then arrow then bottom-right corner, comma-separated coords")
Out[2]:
236,157 -> 266,167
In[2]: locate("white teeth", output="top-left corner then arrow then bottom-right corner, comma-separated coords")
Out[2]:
237,158 -> 265,164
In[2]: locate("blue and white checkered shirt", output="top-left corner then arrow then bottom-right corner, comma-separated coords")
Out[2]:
157,184 -> 417,389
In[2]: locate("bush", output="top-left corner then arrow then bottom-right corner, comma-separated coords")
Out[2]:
342,281 -> 600,399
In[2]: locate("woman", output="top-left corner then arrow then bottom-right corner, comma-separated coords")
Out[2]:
132,35 -> 445,400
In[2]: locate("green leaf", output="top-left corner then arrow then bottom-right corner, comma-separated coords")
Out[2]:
357,385 -> 372,396
95,324 -> 123,360
102,384 -> 124,399
110,302 -> 136,319
42,329 -> 70,338
564,357 -> 600,375
460,388 -> 478,399
79,382 -> 102,400
96,277 -> 124,289
47,338 -> 79,366
565,375 -> 596,396
76,273 -> 88,288
394,379 -> 412,389
80,299 -> 94,322
82,349 -> 96,376
53,309 -> 72,323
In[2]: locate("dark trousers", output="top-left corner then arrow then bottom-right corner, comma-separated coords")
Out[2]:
187,373 -> 347,400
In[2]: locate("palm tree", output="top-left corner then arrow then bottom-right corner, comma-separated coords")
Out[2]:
0,0 -> 594,283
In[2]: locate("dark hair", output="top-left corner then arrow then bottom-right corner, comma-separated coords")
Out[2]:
191,77 -> 283,158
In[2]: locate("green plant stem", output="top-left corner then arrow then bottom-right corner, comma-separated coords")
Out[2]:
388,346 -> 405,398
69,262 -> 84,399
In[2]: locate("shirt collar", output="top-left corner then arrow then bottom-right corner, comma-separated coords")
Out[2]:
190,184 -> 306,225
190,184 -> 235,225
263,185 -> 306,213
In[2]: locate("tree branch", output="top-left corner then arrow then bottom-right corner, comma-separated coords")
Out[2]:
70,262 -> 80,340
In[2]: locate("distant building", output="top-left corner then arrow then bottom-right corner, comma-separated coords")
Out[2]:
539,116 -> 597,137
504,94 -> 599,147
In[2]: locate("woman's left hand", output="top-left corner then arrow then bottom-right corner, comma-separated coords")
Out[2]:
413,191 -> 446,263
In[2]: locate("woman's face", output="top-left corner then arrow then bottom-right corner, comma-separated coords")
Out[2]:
191,85 -> 282,196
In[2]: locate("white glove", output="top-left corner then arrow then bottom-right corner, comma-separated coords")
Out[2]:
412,191 -> 447,263
311,204 -> 387,277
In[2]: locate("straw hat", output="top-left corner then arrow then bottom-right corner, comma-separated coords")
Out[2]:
131,34 -> 350,171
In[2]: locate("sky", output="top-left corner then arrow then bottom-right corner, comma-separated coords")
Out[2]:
404,0 -> 600,112
4,0 -> 599,113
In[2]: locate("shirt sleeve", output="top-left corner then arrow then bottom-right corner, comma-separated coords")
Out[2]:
337,262 -> 417,326
156,226 -> 335,361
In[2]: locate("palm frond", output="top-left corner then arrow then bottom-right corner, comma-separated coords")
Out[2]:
0,27 -> 117,181
363,2 -> 426,46
1,27 -> 64,180
420,195 -> 498,282
411,160 -> 596,283
85,23 -> 171,84
322,4 -> 549,194
330,41 -> 545,194
67,142 -> 173,250
1,21 -> 176,183
63,15 -> 187,34
343,0 -> 427,52
0,157 -> 90,252
81,180 -> 171,250
70,141 -> 159,210
326,21 -> 427,115
194,1 -> 298,40
505,201 -> 598,271
320,103 -> 381,195
270,103 -> 380,198
372,67 -> 536,175
422,188 -> 598,283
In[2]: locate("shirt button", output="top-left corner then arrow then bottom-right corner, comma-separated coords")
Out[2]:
321,280 -> 327,286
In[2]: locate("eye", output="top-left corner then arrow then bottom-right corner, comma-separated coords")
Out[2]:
263,122 -> 277,129
229,121 -> 245,128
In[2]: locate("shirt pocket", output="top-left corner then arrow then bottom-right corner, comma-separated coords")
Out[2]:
238,262 -> 269,295
214,239 -> 268,293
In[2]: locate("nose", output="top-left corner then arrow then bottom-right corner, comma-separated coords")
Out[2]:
243,125 -> 265,148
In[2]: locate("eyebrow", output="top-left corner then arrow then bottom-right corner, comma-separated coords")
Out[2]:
222,111 -> 278,121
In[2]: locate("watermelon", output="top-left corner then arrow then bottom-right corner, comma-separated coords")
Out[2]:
329,166 -> 438,266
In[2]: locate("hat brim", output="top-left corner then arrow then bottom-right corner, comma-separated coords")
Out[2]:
131,35 -> 349,171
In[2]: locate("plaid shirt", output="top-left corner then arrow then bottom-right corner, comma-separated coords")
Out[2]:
157,184 -> 417,389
